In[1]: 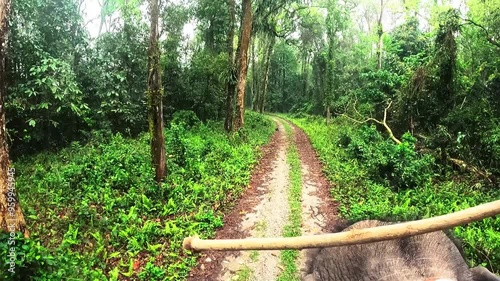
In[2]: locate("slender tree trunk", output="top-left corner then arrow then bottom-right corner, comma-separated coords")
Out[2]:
224,0 -> 236,132
326,105 -> 331,125
232,0 -> 253,131
325,4 -> 337,123
98,15 -> 104,35
260,35 -> 274,114
147,0 -> 166,182
281,51 -> 287,112
98,0 -> 108,36
301,52 -> 311,102
0,0 -> 28,237
251,38 -> 259,111
376,0 -> 384,70
326,38 -> 335,123
205,18 -> 215,52
302,54 -> 307,97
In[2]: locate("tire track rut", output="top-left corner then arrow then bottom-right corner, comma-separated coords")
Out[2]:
187,117 -> 339,281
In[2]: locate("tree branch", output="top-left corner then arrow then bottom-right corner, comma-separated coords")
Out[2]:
462,19 -> 500,48
342,101 -> 401,144
449,158 -> 493,183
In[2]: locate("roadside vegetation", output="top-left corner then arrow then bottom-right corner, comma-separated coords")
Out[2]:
0,112 -> 275,280
289,115 -> 500,273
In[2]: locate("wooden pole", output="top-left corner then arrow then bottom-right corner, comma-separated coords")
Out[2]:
183,200 -> 500,252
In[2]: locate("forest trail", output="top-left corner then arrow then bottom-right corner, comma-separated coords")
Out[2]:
187,117 -> 338,281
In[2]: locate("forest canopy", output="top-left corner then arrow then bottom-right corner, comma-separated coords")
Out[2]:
3,0 -> 499,168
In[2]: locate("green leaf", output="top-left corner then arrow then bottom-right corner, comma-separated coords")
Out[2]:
40,102 -> 49,109
50,84 -> 58,94
109,252 -> 121,258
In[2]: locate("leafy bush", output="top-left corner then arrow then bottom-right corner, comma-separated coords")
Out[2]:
171,110 -> 201,129
139,262 -> 166,281
336,123 -> 434,189
5,111 -> 275,280
289,115 -> 500,273
0,234 -> 54,281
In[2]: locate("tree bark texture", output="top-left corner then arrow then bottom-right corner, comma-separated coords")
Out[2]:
224,0 -> 236,132
326,105 -> 331,125
232,0 -> 253,132
325,38 -> 334,123
325,5 -> 337,123
302,52 -> 310,100
251,38 -> 260,111
259,35 -> 275,114
0,0 -> 28,237
147,0 -> 166,182
376,0 -> 384,70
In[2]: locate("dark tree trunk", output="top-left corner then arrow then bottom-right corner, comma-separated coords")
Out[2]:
0,0 -> 28,237
282,51 -> 286,112
302,52 -> 310,100
147,0 -> 166,182
205,19 -> 215,52
326,37 -> 334,123
260,35 -> 275,114
251,38 -> 259,111
224,0 -> 236,132
232,0 -> 253,131
302,54 -> 307,97
326,105 -> 331,125
376,0 -> 384,70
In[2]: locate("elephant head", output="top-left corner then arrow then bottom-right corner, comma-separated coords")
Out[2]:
303,220 -> 499,281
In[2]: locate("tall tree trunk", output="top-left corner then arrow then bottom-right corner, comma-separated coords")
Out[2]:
301,51 -> 311,104
259,35 -> 275,114
326,105 -> 331,126
325,4 -> 337,122
302,53 -> 308,97
325,38 -> 335,123
251,38 -> 259,111
281,51 -> 286,112
376,0 -> 384,70
224,0 -> 236,132
98,0 -> 109,36
0,0 -> 28,237
232,0 -> 253,131
205,18 -> 215,52
147,0 -> 166,182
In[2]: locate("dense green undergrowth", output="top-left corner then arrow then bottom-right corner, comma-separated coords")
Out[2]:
0,111 -> 276,281
288,115 -> 500,273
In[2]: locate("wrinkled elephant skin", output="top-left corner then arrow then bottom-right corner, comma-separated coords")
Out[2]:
304,220 -> 499,281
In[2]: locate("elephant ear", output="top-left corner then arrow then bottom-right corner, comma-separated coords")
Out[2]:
471,266 -> 500,281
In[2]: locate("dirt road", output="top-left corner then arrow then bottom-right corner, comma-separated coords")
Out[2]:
187,117 -> 338,281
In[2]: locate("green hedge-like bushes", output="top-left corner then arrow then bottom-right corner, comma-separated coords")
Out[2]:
289,115 -> 500,273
